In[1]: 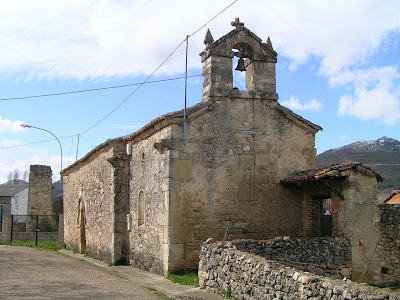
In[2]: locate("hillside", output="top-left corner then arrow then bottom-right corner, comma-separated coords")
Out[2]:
316,136 -> 400,190
52,180 -> 63,196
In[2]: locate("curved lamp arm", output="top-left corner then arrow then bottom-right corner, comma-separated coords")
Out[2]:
21,124 -> 63,172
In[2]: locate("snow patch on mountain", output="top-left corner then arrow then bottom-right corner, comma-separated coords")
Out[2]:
323,137 -> 400,155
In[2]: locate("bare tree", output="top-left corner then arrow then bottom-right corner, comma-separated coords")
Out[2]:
22,170 -> 29,182
13,168 -> 20,184
7,171 -> 12,183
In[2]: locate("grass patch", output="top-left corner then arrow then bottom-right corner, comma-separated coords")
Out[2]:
10,240 -> 58,251
147,287 -> 175,300
166,269 -> 199,287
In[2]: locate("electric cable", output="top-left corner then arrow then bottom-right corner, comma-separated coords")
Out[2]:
79,37 -> 187,135
189,36 -> 202,53
0,134 -> 78,150
0,74 -> 205,102
189,0 -> 238,37
3,1 -> 238,152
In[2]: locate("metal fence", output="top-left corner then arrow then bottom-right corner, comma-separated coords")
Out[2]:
0,204 -> 11,232
11,215 -> 59,245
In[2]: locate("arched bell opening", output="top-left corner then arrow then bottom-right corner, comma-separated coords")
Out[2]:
232,42 -> 254,91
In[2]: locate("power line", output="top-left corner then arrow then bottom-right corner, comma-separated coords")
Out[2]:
0,74 -> 205,102
79,0 -> 238,135
189,36 -> 202,53
3,2 -> 238,151
79,37 -> 187,135
0,134 -> 78,150
189,0 -> 238,37
0,72 -> 211,151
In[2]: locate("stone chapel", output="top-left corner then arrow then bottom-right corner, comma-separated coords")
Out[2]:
62,19 -> 383,278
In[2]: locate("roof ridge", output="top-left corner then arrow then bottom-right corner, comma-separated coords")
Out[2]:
62,101 -> 212,174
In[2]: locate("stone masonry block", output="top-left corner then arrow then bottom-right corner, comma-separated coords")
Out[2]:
173,160 -> 193,180
169,226 -> 194,244
255,154 -> 269,165
168,211 -> 183,226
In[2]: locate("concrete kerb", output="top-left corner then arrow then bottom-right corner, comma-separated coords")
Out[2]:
59,249 -> 225,300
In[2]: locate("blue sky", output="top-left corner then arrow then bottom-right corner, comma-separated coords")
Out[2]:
0,0 -> 399,182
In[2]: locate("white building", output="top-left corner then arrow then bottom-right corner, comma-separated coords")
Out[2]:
0,184 -> 29,216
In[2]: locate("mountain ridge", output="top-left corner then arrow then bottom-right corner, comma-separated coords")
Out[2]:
316,137 -> 400,189
320,136 -> 400,155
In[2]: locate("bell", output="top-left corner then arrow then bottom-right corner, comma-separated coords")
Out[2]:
235,58 -> 246,72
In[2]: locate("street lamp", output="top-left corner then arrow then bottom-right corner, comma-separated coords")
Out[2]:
21,124 -> 63,172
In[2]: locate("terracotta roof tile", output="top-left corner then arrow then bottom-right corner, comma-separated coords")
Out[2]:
281,161 -> 383,183
383,190 -> 400,203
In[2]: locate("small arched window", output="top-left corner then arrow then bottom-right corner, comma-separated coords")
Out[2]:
138,191 -> 145,226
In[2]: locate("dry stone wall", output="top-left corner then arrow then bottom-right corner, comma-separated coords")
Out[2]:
199,239 -> 400,299
232,237 -> 351,277
376,204 -> 400,282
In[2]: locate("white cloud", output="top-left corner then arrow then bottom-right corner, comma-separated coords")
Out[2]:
335,66 -> 400,124
0,116 -> 24,133
338,87 -> 400,125
0,139 -> 73,183
329,66 -> 400,89
281,96 -> 323,111
1,0 -> 399,127
0,0 -> 399,80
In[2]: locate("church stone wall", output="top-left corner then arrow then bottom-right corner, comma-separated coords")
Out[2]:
128,126 -> 172,275
168,97 -> 318,271
63,145 -> 119,262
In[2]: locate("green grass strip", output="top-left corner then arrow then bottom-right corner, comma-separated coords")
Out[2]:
10,240 -> 58,251
166,270 -> 199,287
147,287 -> 175,300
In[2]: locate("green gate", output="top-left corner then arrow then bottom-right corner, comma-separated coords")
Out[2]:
11,215 -> 59,246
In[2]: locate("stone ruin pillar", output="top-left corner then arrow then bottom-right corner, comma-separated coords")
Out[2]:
27,165 -> 53,216
27,165 -> 54,232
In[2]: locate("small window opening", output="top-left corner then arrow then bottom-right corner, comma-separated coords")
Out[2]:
320,197 -> 332,237
138,191 -> 145,226
141,152 -> 145,162
381,267 -> 389,274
